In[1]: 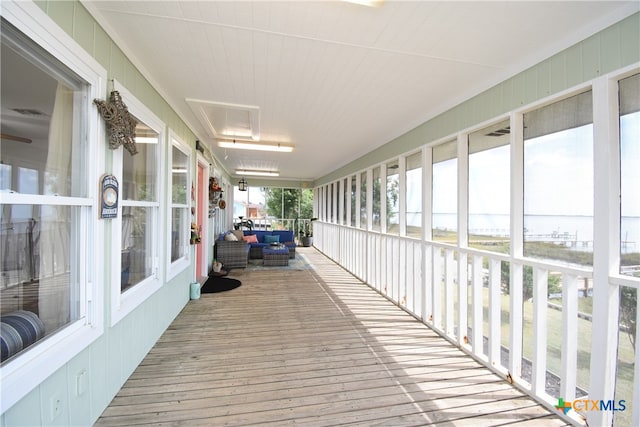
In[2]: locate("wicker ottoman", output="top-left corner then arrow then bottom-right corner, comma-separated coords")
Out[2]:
262,245 -> 290,266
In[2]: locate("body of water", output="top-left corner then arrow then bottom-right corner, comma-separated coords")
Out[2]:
427,213 -> 640,254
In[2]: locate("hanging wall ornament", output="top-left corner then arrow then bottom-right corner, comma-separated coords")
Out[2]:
94,90 -> 139,155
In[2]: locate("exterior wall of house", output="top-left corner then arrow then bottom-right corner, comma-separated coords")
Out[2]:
315,12 -> 640,186
1,1 -> 205,425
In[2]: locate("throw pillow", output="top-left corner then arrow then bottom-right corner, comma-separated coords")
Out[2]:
224,232 -> 238,241
243,234 -> 258,243
264,235 -> 280,244
231,230 -> 244,240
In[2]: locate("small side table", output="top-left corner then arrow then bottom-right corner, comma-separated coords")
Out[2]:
262,245 -> 289,266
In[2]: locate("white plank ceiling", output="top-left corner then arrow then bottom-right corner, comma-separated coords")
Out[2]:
82,1 -> 637,182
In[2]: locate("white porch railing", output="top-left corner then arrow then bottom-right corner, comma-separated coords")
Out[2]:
315,221 -> 639,427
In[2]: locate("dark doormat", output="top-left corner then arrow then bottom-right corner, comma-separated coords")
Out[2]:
201,276 -> 242,294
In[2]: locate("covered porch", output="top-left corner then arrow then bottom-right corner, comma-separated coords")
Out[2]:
96,248 -> 565,426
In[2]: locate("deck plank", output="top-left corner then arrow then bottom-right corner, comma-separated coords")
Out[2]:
95,248 -> 567,426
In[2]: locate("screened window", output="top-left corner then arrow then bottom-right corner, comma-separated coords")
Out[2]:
619,73 -> 640,277
282,188 -> 301,221
343,178 -> 348,225
260,187 -> 312,231
386,160 -> 399,235
524,91 -> 593,265
233,185 -> 266,227
372,167 -> 382,232
325,184 -> 330,222
405,152 -> 422,239
1,20 -> 92,362
432,141 -> 457,243
360,171 -> 367,229
468,120 -> 510,252
330,182 -> 335,223
350,175 -> 356,227
169,138 -> 190,268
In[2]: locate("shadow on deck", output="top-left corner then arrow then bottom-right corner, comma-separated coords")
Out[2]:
95,248 -> 568,426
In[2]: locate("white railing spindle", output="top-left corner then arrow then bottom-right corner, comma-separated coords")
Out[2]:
445,249 -> 455,337
489,258 -> 502,367
560,273 -> 578,401
532,267 -> 549,395
472,255 -> 484,358
458,252 -> 468,348
432,249 -> 442,330
509,262 -> 524,379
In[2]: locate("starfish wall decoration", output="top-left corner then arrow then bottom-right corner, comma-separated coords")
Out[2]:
94,90 -> 138,155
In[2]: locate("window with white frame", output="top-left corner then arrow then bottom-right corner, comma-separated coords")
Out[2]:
120,120 -> 160,292
468,119 -> 510,251
0,17 -> 97,362
405,151 -> 422,239
0,4 -> 105,410
168,135 -> 190,276
112,82 -> 163,322
523,91 -> 593,265
619,73 -> 640,277
432,140 -> 457,243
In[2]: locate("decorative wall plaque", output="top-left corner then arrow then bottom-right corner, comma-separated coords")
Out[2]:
100,174 -> 119,219
94,90 -> 138,155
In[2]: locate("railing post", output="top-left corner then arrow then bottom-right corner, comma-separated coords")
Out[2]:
588,73 -> 621,427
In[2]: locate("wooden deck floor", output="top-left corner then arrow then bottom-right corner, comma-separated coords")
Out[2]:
96,248 -> 568,426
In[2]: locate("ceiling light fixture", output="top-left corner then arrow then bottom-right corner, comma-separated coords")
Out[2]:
238,177 -> 248,191
218,139 -> 293,153
343,0 -> 384,7
235,169 -> 280,177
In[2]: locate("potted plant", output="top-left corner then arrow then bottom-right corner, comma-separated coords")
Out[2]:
300,218 -> 317,247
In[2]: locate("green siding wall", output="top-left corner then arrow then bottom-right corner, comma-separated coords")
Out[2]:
3,1 -> 199,426
315,12 -> 640,186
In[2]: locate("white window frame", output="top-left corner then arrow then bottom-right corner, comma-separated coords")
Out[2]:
0,0 -> 106,412
166,132 -> 191,280
110,81 -> 165,326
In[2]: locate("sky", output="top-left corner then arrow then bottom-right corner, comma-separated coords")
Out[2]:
424,111 -> 639,219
